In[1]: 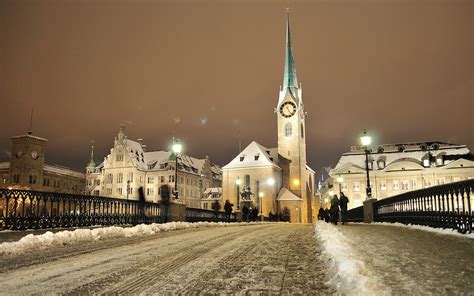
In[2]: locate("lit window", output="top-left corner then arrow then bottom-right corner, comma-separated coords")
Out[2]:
285,123 -> 292,137
401,180 -> 409,190
423,159 -> 430,167
411,180 -> 417,189
379,181 -> 387,191
353,182 -> 360,192
378,160 -> 385,169
117,173 -> 123,184
393,180 -> 399,190
147,177 -> 154,184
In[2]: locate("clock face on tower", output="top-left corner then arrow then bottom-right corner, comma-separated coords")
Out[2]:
279,101 -> 297,118
31,151 -> 39,160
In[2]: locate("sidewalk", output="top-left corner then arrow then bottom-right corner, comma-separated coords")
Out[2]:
319,223 -> 474,295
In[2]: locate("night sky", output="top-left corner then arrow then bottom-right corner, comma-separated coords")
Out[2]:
0,0 -> 472,178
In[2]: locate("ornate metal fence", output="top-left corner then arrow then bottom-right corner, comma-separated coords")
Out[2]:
375,179 -> 473,233
344,179 -> 473,234
185,207 -> 235,222
0,189 -> 163,230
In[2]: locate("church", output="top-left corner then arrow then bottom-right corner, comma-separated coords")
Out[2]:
221,10 -> 317,223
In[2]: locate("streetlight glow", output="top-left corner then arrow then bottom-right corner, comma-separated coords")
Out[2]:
258,192 -> 264,198
267,178 -> 275,186
235,179 -> 242,185
292,178 -> 300,186
360,130 -> 372,147
337,176 -> 343,183
329,190 -> 334,196
172,139 -> 182,154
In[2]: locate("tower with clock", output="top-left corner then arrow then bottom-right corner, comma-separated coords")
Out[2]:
277,9 -> 307,199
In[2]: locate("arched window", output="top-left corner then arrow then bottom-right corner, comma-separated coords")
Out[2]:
285,123 -> 292,137
301,123 -> 304,138
245,175 -> 250,188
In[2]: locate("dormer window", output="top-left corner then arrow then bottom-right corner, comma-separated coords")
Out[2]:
436,155 -> 444,166
255,154 -> 260,161
377,160 -> 385,169
423,158 -> 430,167
240,155 -> 245,162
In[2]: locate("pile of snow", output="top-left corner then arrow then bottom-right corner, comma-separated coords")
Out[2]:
0,221 -> 269,256
314,222 -> 389,295
374,222 -> 474,239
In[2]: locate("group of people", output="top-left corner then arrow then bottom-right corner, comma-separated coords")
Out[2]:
318,192 -> 349,225
241,205 -> 259,221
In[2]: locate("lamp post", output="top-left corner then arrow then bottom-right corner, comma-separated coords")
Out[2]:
172,138 -> 182,200
235,178 -> 242,210
336,176 -> 343,194
126,180 -> 130,200
258,192 -> 264,218
360,130 -> 372,199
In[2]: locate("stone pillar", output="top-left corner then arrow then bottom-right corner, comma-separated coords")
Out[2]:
167,201 -> 186,222
363,198 -> 377,223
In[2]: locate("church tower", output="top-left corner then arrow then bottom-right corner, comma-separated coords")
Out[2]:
277,9 -> 307,198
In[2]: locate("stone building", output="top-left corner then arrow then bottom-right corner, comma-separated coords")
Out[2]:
0,133 -> 86,193
221,10 -> 317,223
329,141 -> 474,209
86,128 -> 221,208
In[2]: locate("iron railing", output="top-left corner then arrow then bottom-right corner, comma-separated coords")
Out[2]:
345,179 -> 473,234
0,189 -> 163,230
186,207 -> 236,222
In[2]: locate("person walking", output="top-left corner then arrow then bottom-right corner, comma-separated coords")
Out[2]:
224,199 -> 233,222
330,194 -> 340,225
339,192 -> 349,225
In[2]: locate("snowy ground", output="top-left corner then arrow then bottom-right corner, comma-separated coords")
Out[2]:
315,222 -> 474,295
0,223 -> 333,295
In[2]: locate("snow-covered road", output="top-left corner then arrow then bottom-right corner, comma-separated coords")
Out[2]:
0,224 -> 333,295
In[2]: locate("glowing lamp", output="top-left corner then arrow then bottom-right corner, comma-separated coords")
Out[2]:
360,130 -> 372,147
292,178 -> 300,186
258,192 -> 264,198
267,178 -> 275,186
235,179 -> 242,185
172,139 -> 182,154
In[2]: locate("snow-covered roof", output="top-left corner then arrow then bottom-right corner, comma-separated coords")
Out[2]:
222,141 -> 281,170
11,134 -> 48,142
202,187 -> 222,195
306,165 -> 316,174
109,137 -> 221,178
44,164 -> 85,179
0,162 -> 10,170
331,142 -> 471,174
276,187 -> 302,201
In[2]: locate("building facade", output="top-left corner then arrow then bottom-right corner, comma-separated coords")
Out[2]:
0,133 -> 86,194
221,10 -> 317,223
329,142 -> 474,209
86,128 -> 221,208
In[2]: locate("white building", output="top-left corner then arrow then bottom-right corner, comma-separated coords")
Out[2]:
221,10 -> 317,223
86,128 -> 221,208
329,141 -> 474,209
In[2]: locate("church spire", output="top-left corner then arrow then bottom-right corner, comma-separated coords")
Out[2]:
283,7 -> 298,89
87,140 -> 96,168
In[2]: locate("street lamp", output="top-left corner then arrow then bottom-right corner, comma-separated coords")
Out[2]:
337,176 -> 344,193
172,137 -> 182,200
360,129 -> 372,199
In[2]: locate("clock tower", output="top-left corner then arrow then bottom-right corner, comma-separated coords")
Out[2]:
277,9 -> 307,199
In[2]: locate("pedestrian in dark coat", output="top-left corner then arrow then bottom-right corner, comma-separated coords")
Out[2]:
242,205 -> 249,221
318,207 -> 325,220
224,200 -> 233,222
330,195 -> 340,225
339,192 -> 349,225
324,208 -> 331,223
251,207 -> 258,221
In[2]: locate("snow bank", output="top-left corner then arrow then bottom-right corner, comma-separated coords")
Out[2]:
0,221 -> 269,256
314,222 -> 389,295
374,222 -> 474,239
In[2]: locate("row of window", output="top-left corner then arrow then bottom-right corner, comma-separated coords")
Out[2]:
342,177 -> 465,192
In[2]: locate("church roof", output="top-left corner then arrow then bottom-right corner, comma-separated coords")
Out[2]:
222,141 -> 281,170
276,187 -> 302,201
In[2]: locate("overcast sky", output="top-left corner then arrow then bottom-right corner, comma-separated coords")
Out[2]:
0,0 -> 472,178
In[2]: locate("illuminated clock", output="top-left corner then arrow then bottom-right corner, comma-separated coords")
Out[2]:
31,151 -> 39,160
279,101 -> 297,118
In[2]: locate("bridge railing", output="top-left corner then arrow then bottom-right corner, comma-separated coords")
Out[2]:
346,179 -> 473,234
185,207 -> 236,222
0,188 -> 163,230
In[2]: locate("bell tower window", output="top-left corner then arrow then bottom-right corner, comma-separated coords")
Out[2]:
285,123 -> 292,137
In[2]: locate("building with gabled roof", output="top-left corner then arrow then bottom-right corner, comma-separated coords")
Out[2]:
221,9 -> 317,223
329,141 -> 474,209
86,127 -> 221,208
